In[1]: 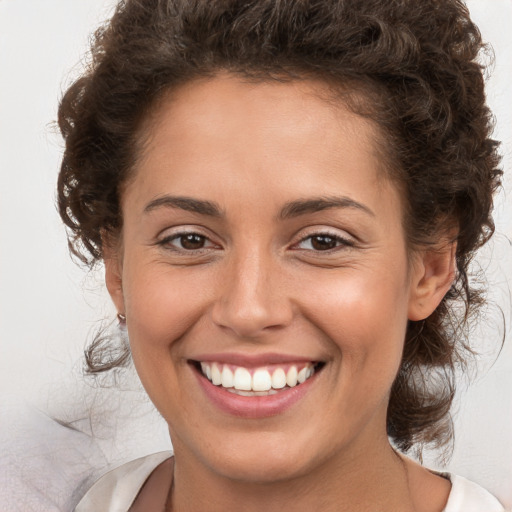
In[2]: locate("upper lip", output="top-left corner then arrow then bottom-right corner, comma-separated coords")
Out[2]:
189,352 -> 322,368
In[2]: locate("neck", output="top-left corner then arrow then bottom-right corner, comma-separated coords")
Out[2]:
168,437 -> 416,512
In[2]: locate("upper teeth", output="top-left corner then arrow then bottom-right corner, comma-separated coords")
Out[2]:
200,362 -> 315,392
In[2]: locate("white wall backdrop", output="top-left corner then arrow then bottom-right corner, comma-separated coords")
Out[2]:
0,0 -> 511,507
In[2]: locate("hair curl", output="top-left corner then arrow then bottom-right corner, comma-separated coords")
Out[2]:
57,0 -> 502,454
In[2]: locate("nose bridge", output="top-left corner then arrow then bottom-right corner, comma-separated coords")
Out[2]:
212,243 -> 291,337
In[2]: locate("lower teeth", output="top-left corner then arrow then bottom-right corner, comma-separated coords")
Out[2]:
226,388 -> 281,396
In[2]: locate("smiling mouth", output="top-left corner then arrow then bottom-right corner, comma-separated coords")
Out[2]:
192,361 -> 325,396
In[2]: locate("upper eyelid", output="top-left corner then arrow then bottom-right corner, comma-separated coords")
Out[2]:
293,234 -> 355,250
156,232 -> 220,254
157,225 -> 217,240
154,225 -> 356,246
293,226 -> 355,243
155,227 -> 220,250
298,230 -> 352,241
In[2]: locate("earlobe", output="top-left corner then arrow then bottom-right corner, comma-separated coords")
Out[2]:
102,235 -> 125,316
408,242 -> 457,321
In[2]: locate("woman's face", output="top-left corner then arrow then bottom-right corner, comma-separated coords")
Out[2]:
107,75 -> 440,482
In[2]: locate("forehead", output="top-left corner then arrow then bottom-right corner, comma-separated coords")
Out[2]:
142,74 -> 380,151
126,74 -> 399,218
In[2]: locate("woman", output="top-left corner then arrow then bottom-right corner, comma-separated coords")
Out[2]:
55,0 -> 505,510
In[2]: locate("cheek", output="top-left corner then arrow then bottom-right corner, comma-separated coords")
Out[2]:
119,260 -> 215,416
301,266 -> 410,373
304,264 -> 410,328
121,260 -> 212,355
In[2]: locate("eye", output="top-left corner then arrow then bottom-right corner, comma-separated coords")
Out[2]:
159,232 -> 216,251
295,233 -> 354,251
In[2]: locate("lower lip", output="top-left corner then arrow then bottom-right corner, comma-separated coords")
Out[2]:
193,366 -> 319,419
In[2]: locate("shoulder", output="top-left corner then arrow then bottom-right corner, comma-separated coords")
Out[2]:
74,451 -> 172,512
444,474 -> 505,512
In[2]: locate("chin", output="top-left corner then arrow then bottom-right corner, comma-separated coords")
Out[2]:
185,427 -> 329,485
211,448 -> 314,484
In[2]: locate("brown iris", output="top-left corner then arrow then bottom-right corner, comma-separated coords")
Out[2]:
310,235 -> 338,251
180,234 -> 206,250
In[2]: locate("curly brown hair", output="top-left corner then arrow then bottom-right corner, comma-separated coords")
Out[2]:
57,0 -> 502,454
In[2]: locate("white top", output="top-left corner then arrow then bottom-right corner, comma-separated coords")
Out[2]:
74,452 -> 505,512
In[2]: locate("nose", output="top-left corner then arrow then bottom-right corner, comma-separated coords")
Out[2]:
211,247 -> 293,339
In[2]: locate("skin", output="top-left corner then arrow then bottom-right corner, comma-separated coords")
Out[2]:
105,74 -> 455,511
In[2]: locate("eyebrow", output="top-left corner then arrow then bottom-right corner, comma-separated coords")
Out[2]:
279,196 -> 375,219
144,196 -> 223,217
143,194 -> 374,219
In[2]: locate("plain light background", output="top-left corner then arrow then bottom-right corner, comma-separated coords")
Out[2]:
0,0 -> 511,506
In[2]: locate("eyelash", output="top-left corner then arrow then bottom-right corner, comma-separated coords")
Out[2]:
157,230 -> 355,254
157,231 -> 216,252
293,232 -> 355,252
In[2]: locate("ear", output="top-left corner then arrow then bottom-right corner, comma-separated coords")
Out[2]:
102,233 -> 125,316
408,241 -> 457,321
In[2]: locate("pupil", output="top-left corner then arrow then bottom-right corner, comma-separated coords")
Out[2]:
181,234 -> 205,250
311,235 -> 336,250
